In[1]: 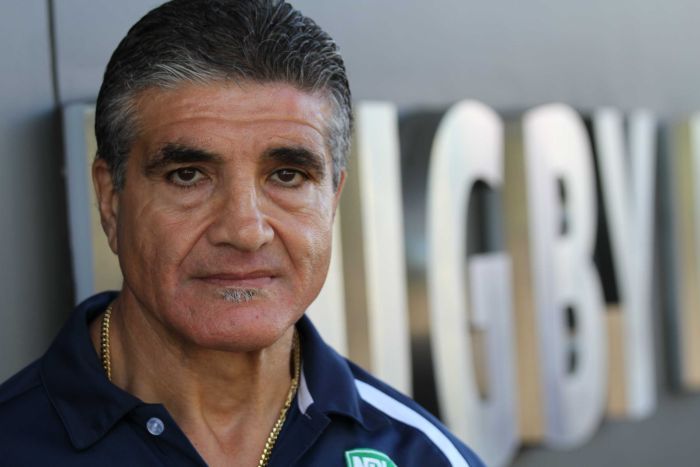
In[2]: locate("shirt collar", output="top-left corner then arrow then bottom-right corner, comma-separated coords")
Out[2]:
294,315 -> 387,431
40,291 -> 141,450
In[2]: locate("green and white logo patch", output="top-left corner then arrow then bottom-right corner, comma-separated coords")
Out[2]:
345,448 -> 397,467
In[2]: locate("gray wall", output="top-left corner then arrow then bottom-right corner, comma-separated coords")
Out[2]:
45,0 -> 700,114
2,1 -> 700,465
312,0 -> 700,116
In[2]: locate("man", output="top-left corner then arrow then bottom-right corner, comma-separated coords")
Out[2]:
0,1 -> 484,465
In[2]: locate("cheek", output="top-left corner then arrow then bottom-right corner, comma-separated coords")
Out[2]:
306,195 -> 336,259
118,195 -> 210,278
285,211 -> 334,278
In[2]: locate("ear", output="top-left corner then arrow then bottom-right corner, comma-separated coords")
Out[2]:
92,158 -> 120,254
331,169 -> 346,216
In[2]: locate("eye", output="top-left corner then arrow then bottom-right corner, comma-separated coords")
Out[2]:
168,167 -> 206,187
270,169 -> 306,187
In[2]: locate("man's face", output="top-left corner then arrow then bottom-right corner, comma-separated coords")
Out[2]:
95,82 -> 344,352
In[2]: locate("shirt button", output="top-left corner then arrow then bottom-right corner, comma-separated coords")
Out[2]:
146,417 -> 165,436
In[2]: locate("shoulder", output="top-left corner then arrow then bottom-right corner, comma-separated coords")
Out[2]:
0,359 -> 57,428
346,361 -> 485,467
293,315 -> 485,466
0,360 -> 66,459
0,359 -> 43,406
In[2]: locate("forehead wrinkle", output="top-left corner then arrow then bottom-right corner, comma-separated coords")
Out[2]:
134,81 -> 333,136
130,82 -> 337,180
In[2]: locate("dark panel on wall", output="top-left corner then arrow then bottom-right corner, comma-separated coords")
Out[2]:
0,1 -> 72,380
51,0 -> 161,103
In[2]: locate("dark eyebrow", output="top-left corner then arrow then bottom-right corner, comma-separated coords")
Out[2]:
144,143 -> 223,175
263,146 -> 326,177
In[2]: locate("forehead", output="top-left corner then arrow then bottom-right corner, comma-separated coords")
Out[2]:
131,81 -> 333,153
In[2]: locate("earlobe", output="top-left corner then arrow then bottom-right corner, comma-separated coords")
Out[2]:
92,158 -> 120,254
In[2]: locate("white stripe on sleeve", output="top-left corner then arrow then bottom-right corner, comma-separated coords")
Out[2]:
355,379 -> 470,467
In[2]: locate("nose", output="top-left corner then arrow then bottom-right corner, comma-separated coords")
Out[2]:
206,181 -> 274,251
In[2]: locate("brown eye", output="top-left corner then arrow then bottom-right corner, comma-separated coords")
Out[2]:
277,170 -> 298,183
169,167 -> 205,187
271,169 -> 305,187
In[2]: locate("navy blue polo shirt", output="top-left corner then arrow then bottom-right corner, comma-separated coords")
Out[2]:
0,292 -> 485,466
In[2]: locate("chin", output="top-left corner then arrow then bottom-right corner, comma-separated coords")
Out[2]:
173,295 -> 299,352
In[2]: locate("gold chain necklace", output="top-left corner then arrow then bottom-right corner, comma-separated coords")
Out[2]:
100,303 -> 301,467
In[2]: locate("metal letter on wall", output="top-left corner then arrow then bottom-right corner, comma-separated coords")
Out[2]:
506,104 -> 606,448
306,217 -> 348,355
669,117 -> 700,390
340,102 -> 412,394
63,104 -> 122,303
426,101 -> 518,467
592,109 -> 657,418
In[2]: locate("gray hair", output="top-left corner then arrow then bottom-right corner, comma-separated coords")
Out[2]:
95,0 -> 352,190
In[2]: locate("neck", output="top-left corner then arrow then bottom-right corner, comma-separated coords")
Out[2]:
90,293 -> 298,466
